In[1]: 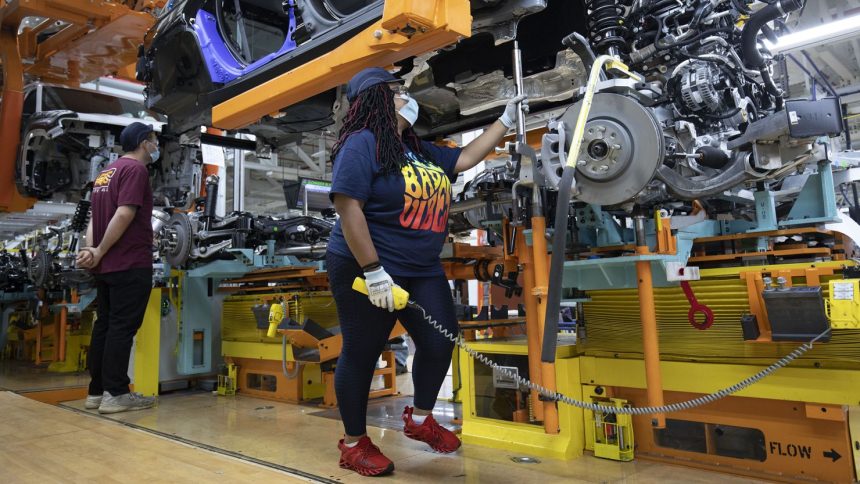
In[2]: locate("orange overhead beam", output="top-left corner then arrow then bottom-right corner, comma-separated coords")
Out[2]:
0,0 -> 157,212
0,0 -> 158,85
212,0 -> 472,129
28,13 -> 154,84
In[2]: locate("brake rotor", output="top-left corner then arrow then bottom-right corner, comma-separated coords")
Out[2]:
165,212 -> 193,267
549,92 -> 664,206
28,250 -> 52,287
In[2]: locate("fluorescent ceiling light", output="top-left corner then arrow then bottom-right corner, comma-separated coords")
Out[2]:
765,14 -> 860,54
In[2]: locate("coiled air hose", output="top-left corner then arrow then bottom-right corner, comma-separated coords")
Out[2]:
353,277 -> 830,415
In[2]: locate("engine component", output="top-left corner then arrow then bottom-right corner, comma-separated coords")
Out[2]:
585,0 -> 628,56
163,212 -> 193,267
0,251 -> 30,292
25,227 -> 94,289
542,92 -> 664,206
27,250 -> 52,288
449,165 -> 515,234
70,198 -> 91,233
678,61 -> 726,115
156,207 -> 335,267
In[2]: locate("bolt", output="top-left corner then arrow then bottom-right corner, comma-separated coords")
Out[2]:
373,30 -> 383,39
577,160 -> 587,166
612,144 -> 622,150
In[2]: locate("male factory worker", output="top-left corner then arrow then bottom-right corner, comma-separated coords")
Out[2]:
327,67 -> 527,476
76,122 -> 158,414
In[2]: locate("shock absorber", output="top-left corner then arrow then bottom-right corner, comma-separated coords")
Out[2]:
203,175 -> 219,220
585,0 -> 629,57
69,184 -> 93,254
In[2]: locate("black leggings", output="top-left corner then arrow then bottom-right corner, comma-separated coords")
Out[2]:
327,252 -> 457,437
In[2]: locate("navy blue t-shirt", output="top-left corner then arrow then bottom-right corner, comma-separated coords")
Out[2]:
327,129 -> 461,277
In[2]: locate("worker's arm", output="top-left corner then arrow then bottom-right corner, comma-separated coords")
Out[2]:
77,206 -> 137,269
333,195 -> 378,268
333,194 -> 398,311
76,220 -> 95,268
85,219 -> 93,248
454,95 -> 528,174
454,120 -> 509,174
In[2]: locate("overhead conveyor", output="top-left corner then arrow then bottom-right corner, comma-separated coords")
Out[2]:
0,0 -> 163,212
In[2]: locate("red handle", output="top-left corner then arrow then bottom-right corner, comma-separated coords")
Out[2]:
680,281 -> 714,330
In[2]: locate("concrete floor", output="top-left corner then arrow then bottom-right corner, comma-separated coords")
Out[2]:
1,360 -> 766,482
0,358 -> 764,482
0,361 -> 88,392
61,390 -> 765,483
0,391 -> 307,483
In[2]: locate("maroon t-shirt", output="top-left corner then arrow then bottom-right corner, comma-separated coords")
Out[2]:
91,157 -> 153,273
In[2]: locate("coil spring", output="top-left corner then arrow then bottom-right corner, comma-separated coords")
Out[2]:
414,302 -> 830,415
586,0 -> 629,55
70,199 -> 91,233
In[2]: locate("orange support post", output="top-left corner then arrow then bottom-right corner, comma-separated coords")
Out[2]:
635,244 -> 666,429
0,27 -> 37,212
530,215 -> 559,434
515,228 -> 544,422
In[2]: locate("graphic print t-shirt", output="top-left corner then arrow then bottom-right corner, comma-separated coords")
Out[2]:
327,129 -> 461,277
91,157 -> 153,274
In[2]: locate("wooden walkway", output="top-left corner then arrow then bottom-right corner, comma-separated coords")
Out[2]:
0,392 -> 304,483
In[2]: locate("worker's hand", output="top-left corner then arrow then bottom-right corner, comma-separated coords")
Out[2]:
76,247 -> 103,270
363,266 -> 398,312
498,94 -> 529,129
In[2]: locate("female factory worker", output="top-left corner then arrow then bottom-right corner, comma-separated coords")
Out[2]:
327,66 -> 527,477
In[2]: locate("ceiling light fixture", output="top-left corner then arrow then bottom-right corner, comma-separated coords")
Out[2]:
765,14 -> 860,54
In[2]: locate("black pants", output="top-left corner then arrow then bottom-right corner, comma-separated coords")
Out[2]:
327,252 -> 458,437
88,268 -> 153,397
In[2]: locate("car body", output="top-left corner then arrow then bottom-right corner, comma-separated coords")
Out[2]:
15,81 -> 166,202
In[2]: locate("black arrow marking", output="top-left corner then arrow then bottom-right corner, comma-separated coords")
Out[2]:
823,449 -> 842,462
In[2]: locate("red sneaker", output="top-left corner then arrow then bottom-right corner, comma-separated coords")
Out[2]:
402,406 -> 462,453
338,436 -> 394,477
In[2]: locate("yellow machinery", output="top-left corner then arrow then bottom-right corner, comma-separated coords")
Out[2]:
451,221 -> 860,482
218,267 -> 403,406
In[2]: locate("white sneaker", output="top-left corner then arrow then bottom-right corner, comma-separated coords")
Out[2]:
98,391 -> 156,414
85,394 -> 103,409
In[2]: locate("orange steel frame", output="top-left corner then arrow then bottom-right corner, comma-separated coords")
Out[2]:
210,0 -> 473,129
0,0 -> 160,212
608,387 -> 855,483
442,217 -> 563,435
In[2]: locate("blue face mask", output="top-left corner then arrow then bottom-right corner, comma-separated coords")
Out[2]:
148,142 -> 160,162
397,94 -> 419,127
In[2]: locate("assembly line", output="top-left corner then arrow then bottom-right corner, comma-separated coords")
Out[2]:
1,1 -> 860,482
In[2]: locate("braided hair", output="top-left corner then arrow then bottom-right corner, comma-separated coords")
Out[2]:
331,83 -> 435,175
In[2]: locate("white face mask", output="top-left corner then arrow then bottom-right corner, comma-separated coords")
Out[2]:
396,94 -> 419,127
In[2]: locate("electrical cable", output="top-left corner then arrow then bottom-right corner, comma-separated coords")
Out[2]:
411,300 -> 831,415
282,333 -> 301,379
